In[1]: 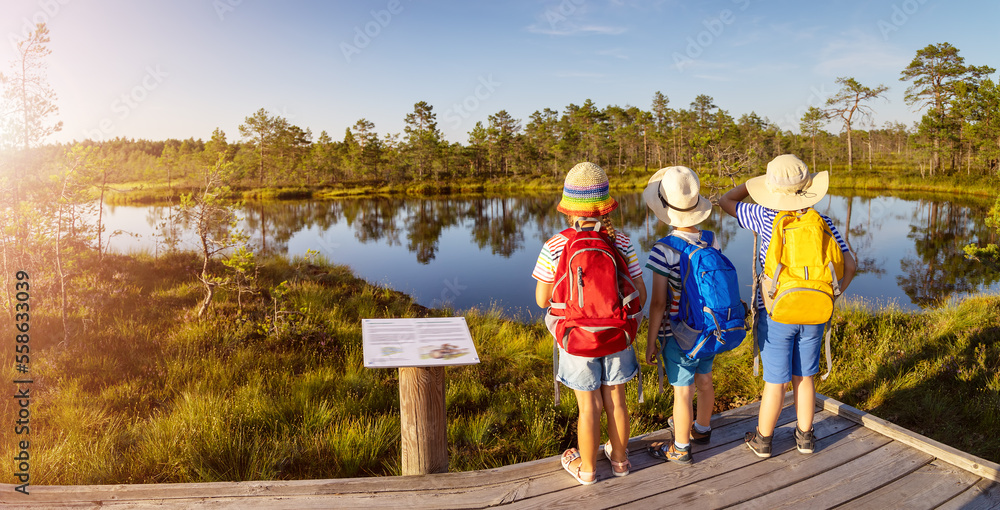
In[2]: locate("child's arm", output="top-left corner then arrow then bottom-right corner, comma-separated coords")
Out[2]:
719,183 -> 749,219
534,281 -> 553,308
645,273 -> 668,365
839,250 -> 858,295
632,275 -> 647,310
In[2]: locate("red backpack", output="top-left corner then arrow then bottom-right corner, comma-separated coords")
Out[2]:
548,220 -> 642,357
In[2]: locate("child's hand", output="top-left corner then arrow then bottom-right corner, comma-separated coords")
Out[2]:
644,341 -> 659,365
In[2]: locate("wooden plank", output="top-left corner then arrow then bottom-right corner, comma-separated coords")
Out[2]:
0,493 -> 498,509
622,391 -> 799,475
0,479 -> 537,510
0,454 -> 559,504
838,460 -> 982,510
736,441 -> 933,509
616,418 -> 879,509
816,393 -> 1000,483
936,478 -> 1000,510
501,407 -> 838,510
0,477 -> 536,509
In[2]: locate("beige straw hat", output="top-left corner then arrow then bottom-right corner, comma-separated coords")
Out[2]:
642,166 -> 712,228
745,154 -> 829,211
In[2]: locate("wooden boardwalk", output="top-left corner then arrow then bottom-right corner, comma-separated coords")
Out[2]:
3,394 -> 999,509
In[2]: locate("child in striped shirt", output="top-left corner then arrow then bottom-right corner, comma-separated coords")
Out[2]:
532,162 -> 646,484
642,166 -> 716,465
720,154 -> 856,457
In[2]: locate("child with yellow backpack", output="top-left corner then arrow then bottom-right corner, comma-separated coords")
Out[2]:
719,154 -> 857,457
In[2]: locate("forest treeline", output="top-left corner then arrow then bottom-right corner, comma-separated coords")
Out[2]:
4,40 -> 999,190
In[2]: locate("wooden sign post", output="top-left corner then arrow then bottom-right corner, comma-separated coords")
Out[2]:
361,318 -> 480,476
399,366 -> 447,475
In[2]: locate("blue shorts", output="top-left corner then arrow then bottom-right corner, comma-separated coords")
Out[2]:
662,335 -> 714,387
758,316 -> 825,384
557,345 -> 639,392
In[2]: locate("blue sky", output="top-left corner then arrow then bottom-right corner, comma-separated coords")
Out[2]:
2,0 -> 998,146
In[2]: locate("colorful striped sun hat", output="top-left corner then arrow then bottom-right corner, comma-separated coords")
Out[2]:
556,162 -> 618,217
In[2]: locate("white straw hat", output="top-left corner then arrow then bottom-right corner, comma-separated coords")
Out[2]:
642,166 -> 712,227
745,154 -> 829,211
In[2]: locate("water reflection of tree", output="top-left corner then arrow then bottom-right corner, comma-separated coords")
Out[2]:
468,197 -> 525,258
242,200 -> 354,255
406,201 -> 458,264
341,198 -> 402,246
898,200 -> 1000,307
836,196 -> 887,277
523,194 -> 566,245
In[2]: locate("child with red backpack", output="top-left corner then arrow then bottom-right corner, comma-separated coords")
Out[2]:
720,154 -> 857,457
532,162 -> 647,484
642,166 -> 743,465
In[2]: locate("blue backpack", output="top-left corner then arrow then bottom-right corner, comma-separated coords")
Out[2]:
657,231 -> 747,359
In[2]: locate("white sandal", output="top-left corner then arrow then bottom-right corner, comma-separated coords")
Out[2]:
603,441 -> 630,477
561,448 -> 597,485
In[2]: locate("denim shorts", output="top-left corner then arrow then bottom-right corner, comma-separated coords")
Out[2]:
758,316 -> 825,384
557,345 -> 639,392
662,334 -> 714,387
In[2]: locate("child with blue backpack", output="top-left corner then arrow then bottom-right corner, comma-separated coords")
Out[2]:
642,166 -> 745,464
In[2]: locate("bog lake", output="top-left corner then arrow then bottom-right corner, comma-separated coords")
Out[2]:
100,190 -> 1000,321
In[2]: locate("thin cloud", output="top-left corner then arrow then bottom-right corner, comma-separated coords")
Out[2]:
526,23 -> 628,36
597,48 -> 630,60
813,30 -> 909,77
693,73 -> 734,82
730,20 -> 824,48
551,71 -> 610,79
682,59 -> 798,82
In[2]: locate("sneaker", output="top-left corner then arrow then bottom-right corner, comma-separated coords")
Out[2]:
795,426 -> 816,454
744,428 -> 772,458
648,441 -> 692,465
667,416 -> 712,445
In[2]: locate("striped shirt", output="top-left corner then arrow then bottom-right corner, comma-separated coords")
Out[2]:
531,229 -> 642,284
646,230 -> 721,321
735,202 -> 850,309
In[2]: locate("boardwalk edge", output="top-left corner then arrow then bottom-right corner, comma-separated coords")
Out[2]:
815,393 -> 1000,483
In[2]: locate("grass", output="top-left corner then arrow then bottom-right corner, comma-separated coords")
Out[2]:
826,295 -> 1000,461
2,251 -> 998,485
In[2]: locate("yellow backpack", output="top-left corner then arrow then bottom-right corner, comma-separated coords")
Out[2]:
761,209 -> 844,325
